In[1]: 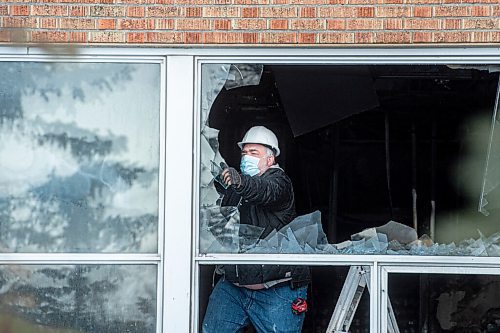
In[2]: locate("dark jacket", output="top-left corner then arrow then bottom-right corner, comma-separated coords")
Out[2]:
220,167 -> 310,288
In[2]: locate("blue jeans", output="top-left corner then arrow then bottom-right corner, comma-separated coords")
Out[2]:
202,278 -> 307,333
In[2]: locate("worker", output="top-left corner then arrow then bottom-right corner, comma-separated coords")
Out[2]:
202,126 -> 310,333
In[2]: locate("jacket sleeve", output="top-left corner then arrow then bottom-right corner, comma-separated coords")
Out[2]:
233,171 -> 292,207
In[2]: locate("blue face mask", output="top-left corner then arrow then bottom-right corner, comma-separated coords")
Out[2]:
240,155 -> 261,177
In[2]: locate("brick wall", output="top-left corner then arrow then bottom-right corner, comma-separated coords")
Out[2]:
0,0 -> 498,45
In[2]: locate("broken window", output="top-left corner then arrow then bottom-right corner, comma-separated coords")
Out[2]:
199,63 -> 500,257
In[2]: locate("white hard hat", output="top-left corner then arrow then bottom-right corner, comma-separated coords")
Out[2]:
237,126 -> 280,156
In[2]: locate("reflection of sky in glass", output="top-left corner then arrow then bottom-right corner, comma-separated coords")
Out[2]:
0,62 -> 160,253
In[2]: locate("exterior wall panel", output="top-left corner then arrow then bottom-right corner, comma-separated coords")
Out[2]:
0,0 -> 498,45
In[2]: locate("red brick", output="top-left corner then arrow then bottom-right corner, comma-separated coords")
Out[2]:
298,32 -> 316,43
0,5 -> 8,15
0,30 -> 10,42
242,7 -> 258,18
471,31 -> 491,43
469,6 -> 490,16
69,31 -> 88,43
214,19 -> 231,30
355,32 -> 374,43
385,18 -> 403,30
318,32 -> 354,43
413,6 -> 432,17
375,6 -> 411,17
32,5 -> 68,16
127,32 -> 145,42
318,7 -> 357,18
269,19 -> 288,29
348,0 -> 380,4
120,18 -> 155,29
147,6 -> 181,17
412,31 -> 432,43
234,19 -> 266,29
290,19 -> 325,30
493,6 -> 500,17
491,32 -> 500,42
203,32 -> 243,43
434,6 -> 468,17
90,6 -> 126,17
31,31 -> 68,43
127,6 -> 145,17
405,19 -> 440,29
357,7 -> 374,17
463,18 -> 496,29
5,30 -> 29,43
3,17 -> 37,28
406,0 -> 440,3
328,0 -> 348,3
185,31 -> 202,43
291,0 -> 328,3
326,19 -> 345,30
374,32 -> 411,43
156,19 -> 174,29
98,19 -> 116,29
346,19 -> 383,30
260,32 -> 297,43
89,31 -> 126,43
70,6 -> 88,16
300,7 -> 316,17
10,5 -> 29,16
174,0 -> 210,4
60,18 -> 95,29
434,31 -> 471,43
186,7 -> 201,17
270,0 -> 289,4
242,32 -> 258,43
146,31 -> 183,43
442,18 -> 461,29
260,7 -> 297,18
233,0 -> 268,4
39,18 -> 57,29
203,7 -> 239,17
176,19 -> 210,30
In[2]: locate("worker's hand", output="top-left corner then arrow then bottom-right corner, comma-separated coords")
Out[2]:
222,167 -> 242,188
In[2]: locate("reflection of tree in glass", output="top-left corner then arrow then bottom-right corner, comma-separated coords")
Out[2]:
0,63 -> 159,332
0,265 -> 156,333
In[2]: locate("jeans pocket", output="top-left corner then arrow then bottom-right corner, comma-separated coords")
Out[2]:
272,285 -> 307,303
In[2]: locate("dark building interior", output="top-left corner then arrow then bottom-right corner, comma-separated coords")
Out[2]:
202,65 -> 500,332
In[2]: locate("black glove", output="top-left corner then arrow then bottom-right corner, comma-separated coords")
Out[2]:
222,167 -> 242,188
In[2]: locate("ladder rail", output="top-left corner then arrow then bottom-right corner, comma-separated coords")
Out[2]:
326,265 -> 400,333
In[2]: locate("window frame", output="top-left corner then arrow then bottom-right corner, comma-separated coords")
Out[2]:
0,54 -> 167,333
192,49 -> 500,333
1,46 -> 500,333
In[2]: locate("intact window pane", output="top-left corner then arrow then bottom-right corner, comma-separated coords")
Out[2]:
0,62 -> 160,253
388,273 -> 500,332
0,264 -> 157,333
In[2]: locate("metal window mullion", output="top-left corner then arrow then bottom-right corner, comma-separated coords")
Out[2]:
163,55 -> 195,333
0,253 -> 161,264
370,261 -> 380,333
156,56 -> 168,333
380,267 -> 389,333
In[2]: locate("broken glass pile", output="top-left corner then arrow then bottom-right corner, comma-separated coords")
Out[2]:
202,208 -> 500,256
